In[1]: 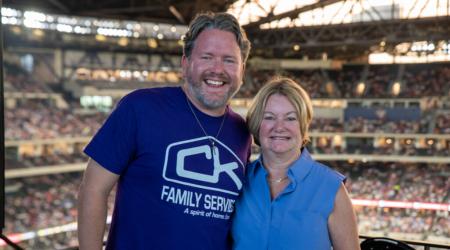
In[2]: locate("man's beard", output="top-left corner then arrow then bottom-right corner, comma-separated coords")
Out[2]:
186,73 -> 238,110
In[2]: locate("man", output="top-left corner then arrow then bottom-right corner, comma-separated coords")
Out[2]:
78,12 -> 252,250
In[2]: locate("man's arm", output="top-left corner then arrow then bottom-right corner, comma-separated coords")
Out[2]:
78,158 -> 119,250
328,183 -> 361,250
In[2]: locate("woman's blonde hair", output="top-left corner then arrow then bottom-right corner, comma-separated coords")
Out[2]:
246,77 -> 313,146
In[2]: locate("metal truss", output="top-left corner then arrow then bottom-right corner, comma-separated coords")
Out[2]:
4,0 -> 235,24
234,0 -> 450,58
247,16 -> 450,58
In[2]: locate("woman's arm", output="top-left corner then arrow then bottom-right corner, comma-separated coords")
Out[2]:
328,183 -> 361,250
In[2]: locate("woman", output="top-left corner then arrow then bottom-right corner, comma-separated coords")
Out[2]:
232,77 -> 360,250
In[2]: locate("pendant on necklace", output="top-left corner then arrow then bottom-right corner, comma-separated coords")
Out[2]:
211,141 -> 216,156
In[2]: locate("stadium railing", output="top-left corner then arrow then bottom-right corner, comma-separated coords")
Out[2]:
55,235 -> 450,250
359,235 -> 450,250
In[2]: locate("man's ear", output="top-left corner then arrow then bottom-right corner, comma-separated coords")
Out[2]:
181,55 -> 188,77
240,63 -> 246,84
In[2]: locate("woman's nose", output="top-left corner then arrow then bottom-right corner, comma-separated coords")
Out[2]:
273,119 -> 285,131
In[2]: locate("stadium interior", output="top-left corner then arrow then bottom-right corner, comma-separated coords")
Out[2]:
1,0 -> 449,249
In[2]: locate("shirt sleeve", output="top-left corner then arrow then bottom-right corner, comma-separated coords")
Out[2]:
324,167 -> 346,217
84,95 -> 137,174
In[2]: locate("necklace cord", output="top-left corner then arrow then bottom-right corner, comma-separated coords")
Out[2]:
266,176 -> 289,184
185,97 -> 227,147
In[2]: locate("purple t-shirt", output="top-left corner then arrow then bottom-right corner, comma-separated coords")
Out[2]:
85,87 -> 251,250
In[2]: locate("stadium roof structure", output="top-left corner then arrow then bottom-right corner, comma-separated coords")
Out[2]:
2,0 -> 237,24
228,0 -> 450,59
3,0 -> 450,60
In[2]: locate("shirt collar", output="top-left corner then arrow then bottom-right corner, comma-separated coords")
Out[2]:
247,148 -> 314,182
246,155 -> 263,177
287,148 -> 314,182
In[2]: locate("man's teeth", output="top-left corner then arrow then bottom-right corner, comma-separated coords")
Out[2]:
205,80 -> 224,86
271,136 -> 289,140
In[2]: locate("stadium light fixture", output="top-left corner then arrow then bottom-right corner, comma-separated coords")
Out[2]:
56,24 -> 73,33
23,11 -> 46,22
2,7 -> 189,41
325,81 -> 334,95
97,27 -> 132,37
332,135 -> 342,146
73,26 -> 91,35
118,37 -> 129,47
1,7 -> 19,17
10,26 -> 21,35
1,16 -> 17,25
23,18 -> 46,29
147,38 -> 158,48
356,82 -> 366,95
31,29 -> 44,37
95,34 -> 106,42
391,81 -> 401,96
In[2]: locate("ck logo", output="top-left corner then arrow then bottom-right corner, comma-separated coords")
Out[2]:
162,136 -> 244,196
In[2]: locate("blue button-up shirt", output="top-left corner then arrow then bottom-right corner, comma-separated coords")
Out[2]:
231,148 -> 345,250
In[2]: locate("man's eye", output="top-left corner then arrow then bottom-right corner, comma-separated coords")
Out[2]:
224,58 -> 235,64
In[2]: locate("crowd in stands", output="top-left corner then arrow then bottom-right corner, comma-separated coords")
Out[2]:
237,68 -> 331,99
4,62 -> 54,93
344,117 -> 431,134
401,64 -> 450,98
5,100 -> 107,141
239,63 -> 450,98
308,142 -> 449,157
435,113 -> 450,134
357,207 -> 448,240
3,173 -> 115,250
87,80 -> 174,90
364,65 -> 397,98
309,117 -> 433,134
2,162 -> 448,249
329,162 -> 449,203
4,173 -> 80,234
4,74 -> 53,93
6,152 -> 88,169
17,231 -> 79,250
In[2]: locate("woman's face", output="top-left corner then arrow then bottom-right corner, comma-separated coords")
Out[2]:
258,94 -> 303,156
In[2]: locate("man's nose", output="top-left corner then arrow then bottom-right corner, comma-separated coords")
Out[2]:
210,58 -> 225,73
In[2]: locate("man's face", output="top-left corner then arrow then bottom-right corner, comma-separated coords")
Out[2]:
182,29 -> 245,115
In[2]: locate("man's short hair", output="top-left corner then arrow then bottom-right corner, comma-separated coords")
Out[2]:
183,12 -> 251,63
